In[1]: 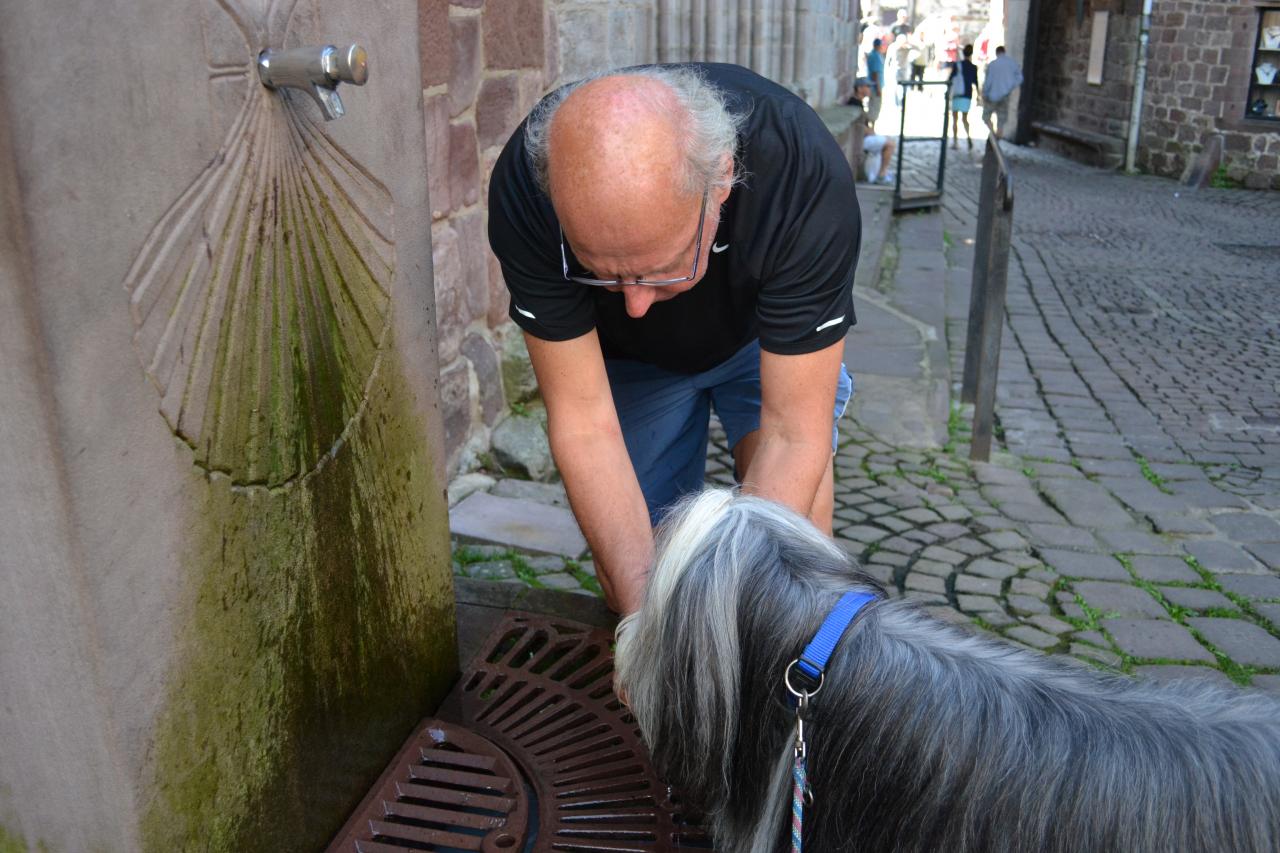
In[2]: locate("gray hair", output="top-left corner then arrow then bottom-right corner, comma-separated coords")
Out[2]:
617,488 -> 1280,852
523,65 -> 745,198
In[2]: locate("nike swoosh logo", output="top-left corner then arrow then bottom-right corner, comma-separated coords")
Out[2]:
816,315 -> 845,332
712,242 -> 729,253
515,304 -> 536,320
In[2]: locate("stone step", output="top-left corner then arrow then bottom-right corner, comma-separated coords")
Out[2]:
449,491 -> 588,558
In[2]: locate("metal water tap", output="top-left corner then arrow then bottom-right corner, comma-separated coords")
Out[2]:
257,44 -> 368,120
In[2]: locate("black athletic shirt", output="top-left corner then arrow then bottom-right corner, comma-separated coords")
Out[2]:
487,62 -> 860,375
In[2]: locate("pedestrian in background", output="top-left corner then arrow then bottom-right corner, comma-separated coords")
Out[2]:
948,44 -> 979,150
891,34 -> 912,106
981,45 -> 1023,139
910,34 -> 928,91
845,77 -> 897,185
865,38 -> 887,129
891,9 -> 912,39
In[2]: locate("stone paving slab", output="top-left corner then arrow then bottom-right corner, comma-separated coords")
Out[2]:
1246,543 -> 1280,570
1026,523 -> 1099,550
1158,587 -> 1238,614
1216,573 -> 1280,601
1135,665 -> 1235,688
1037,479 -> 1136,530
1128,555 -> 1201,583
1102,619 -> 1216,663
1183,540 -> 1268,574
1185,618 -> 1280,668
450,492 -> 588,558
1039,549 -> 1130,581
489,478 -> 569,507
1210,512 -> 1280,542
1073,582 -> 1169,620
1096,529 -> 1183,555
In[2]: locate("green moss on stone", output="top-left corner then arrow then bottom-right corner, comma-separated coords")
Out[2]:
140,344 -> 456,852
0,827 -> 27,853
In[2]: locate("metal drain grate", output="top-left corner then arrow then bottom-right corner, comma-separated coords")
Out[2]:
437,612 -> 714,852
327,718 -> 529,852
329,612 -> 714,852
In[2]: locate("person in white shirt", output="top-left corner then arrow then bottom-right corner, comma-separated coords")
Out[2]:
981,46 -> 1024,139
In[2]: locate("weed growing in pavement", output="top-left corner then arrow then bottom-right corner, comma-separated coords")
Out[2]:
566,560 -> 603,596
453,545 -> 547,588
942,230 -> 954,249
1183,555 -> 1280,641
1209,165 -> 1242,189
921,465 -> 951,485
1115,553 -> 1195,621
1021,466 -> 1036,479
1134,455 -> 1172,494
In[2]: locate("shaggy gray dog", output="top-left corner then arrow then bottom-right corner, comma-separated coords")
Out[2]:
614,489 -> 1280,853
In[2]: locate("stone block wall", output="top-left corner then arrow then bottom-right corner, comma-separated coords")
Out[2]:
1032,0 -> 1139,141
1140,1 -> 1280,186
1029,0 -> 1280,187
420,0 -> 658,474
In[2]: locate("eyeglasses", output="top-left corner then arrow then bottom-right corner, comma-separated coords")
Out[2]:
560,193 -> 708,287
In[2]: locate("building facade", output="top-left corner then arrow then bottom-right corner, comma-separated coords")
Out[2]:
1025,0 -> 1280,187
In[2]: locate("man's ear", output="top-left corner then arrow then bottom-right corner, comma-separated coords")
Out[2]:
713,154 -> 735,205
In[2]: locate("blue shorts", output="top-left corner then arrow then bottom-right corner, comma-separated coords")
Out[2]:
605,339 -> 854,525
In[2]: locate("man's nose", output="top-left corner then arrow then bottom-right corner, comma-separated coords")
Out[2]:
622,284 -> 657,319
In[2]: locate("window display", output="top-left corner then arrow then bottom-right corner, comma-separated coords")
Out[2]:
1246,8 -> 1280,121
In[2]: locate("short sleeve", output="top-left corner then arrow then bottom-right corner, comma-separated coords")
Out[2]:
487,125 -> 596,342
754,100 -> 860,356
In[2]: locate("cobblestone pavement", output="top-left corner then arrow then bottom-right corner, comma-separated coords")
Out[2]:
449,141 -> 1280,692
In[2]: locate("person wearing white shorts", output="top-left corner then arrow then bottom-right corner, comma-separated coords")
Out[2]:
845,77 -> 897,184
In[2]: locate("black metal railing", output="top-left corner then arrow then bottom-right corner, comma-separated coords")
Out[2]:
892,80 -> 950,212
960,137 -> 1015,462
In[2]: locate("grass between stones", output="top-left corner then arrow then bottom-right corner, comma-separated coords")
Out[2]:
1113,553 -> 1261,685
1133,454 -> 1173,494
566,559 -> 603,596
453,545 -> 547,589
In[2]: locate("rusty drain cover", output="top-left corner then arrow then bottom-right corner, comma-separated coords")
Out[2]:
326,718 -> 529,852
329,611 -> 714,852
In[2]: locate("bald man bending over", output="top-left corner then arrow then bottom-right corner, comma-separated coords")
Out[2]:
489,64 -> 860,614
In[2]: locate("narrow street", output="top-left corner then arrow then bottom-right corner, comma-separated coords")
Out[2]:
450,92 -> 1280,690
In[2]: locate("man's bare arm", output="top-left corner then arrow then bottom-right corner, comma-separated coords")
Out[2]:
524,331 -> 653,614
739,339 -> 845,523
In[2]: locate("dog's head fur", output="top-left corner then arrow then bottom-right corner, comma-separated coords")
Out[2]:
615,488 -> 888,851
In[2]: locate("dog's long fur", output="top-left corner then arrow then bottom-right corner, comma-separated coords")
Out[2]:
615,489 -> 1280,852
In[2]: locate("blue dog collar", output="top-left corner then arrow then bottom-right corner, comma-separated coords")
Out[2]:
789,591 -> 877,695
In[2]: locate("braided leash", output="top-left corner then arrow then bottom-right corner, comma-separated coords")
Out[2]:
791,752 -> 807,853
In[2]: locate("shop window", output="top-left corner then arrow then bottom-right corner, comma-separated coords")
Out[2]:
1246,7 -> 1280,121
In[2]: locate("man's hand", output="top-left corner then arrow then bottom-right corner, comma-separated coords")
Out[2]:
524,331 -> 653,614
737,339 -> 845,531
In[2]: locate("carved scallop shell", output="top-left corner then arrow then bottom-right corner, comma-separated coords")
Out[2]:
124,0 -> 394,488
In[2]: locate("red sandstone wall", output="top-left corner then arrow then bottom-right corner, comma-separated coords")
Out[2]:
419,0 -> 657,473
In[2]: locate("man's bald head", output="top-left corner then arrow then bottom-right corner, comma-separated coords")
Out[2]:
548,76 -> 689,221
524,67 -> 742,244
